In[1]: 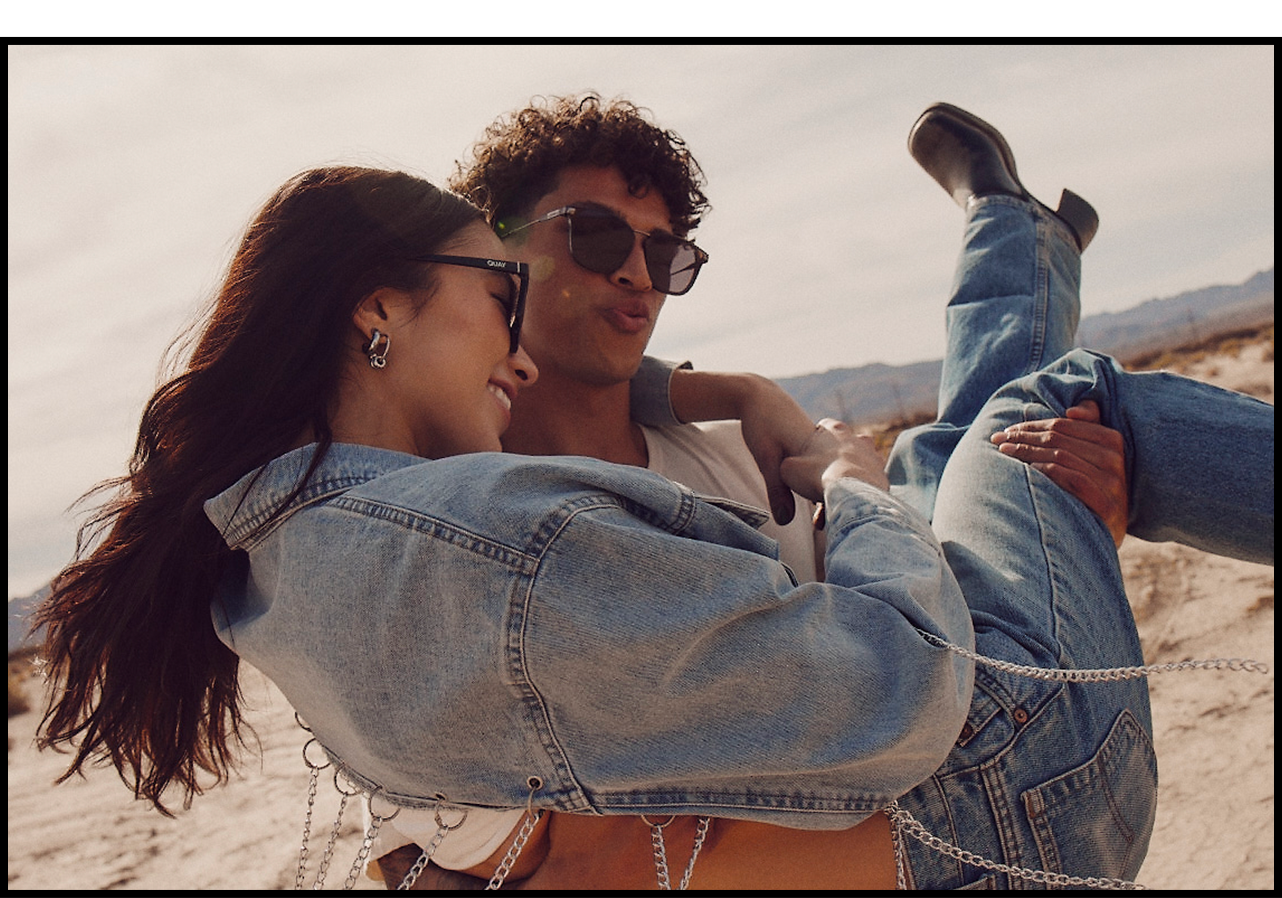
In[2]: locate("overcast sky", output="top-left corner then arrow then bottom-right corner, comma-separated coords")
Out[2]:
7,44 -> 1274,598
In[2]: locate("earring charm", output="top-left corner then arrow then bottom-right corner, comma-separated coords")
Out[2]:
365,329 -> 390,369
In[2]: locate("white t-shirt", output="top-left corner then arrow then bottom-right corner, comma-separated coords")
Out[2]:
367,421 -> 821,877
643,420 -> 819,583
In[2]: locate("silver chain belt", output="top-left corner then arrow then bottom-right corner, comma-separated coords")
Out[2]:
642,814 -> 712,889
291,637 -> 1268,889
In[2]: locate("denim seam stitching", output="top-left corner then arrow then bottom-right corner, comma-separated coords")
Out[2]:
512,498 -> 632,815
1028,211 -> 1051,373
1019,415 -> 1068,669
228,479 -> 370,550
328,494 -> 539,572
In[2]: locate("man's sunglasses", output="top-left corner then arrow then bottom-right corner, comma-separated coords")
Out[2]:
500,205 -> 709,296
413,254 -> 528,354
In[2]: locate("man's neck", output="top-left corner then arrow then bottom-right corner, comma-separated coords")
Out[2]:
503,371 -> 648,467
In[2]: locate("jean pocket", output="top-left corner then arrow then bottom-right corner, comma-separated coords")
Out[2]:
1022,709 -> 1157,883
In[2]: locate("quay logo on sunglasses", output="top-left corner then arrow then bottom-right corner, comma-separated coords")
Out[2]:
500,205 -> 709,296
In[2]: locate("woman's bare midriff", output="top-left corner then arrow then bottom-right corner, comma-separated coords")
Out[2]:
458,809 -> 897,890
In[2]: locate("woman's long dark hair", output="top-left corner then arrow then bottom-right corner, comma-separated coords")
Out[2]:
34,166 -> 484,814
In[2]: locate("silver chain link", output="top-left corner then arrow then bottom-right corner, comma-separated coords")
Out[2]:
345,793 -> 399,891
889,806 -> 907,890
311,790 -> 349,890
295,734 -> 337,891
486,808 -> 545,890
886,801 -> 1144,889
295,763 -> 321,890
344,814 -> 383,890
395,846 -> 432,891
394,805 -> 468,891
678,817 -> 711,890
917,629 -> 1270,681
643,815 -> 712,890
645,816 -> 674,890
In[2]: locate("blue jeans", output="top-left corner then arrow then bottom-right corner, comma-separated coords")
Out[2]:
885,196 -> 1274,888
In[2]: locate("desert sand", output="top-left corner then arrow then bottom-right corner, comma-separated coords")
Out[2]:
7,333 -> 1273,890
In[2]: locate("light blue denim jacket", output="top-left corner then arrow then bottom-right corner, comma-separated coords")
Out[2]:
207,442 -> 973,829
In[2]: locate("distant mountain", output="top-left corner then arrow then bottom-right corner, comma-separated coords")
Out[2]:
778,359 -> 945,429
9,585 -> 49,654
1076,268 -> 1273,360
777,268 -> 1274,424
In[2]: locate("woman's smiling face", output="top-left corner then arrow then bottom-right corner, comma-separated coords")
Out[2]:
366,222 -> 538,459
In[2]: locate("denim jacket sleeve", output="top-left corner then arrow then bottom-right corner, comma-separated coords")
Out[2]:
516,466 -> 974,827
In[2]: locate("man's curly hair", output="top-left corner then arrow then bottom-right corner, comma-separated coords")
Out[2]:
449,93 -> 710,238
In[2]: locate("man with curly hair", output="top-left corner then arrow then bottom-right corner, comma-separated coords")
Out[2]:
449,95 -> 782,482
448,93 -> 825,554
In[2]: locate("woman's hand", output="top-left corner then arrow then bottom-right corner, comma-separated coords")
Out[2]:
780,419 -> 890,503
990,400 -> 1129,546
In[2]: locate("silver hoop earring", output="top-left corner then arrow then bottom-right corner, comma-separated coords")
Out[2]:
365,329 -> 390,369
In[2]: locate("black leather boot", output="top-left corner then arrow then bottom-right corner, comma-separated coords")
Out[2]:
908,102 -> 1099,252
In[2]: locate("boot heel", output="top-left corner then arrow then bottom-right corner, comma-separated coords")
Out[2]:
1054,189 -> 1099,252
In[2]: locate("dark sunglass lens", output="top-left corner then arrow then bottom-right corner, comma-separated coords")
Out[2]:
568,212 -> 634,274
503,277 -> 518,315
645,236 -> 700,295
509,271 -> 528,352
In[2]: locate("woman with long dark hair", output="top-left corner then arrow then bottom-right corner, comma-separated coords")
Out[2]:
36,168 -> 495,812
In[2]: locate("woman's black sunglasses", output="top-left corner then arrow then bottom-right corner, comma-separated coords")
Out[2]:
499,205 -> 709,296
413,255 -> 528,354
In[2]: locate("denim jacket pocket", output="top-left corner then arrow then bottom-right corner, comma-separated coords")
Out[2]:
1022,709 -> 1157,883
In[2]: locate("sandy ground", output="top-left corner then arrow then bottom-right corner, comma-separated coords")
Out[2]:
7,336 -> 1273,890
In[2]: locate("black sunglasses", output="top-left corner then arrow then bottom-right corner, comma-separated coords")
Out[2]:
500,205 -> 709,296
413,255 -> 528,354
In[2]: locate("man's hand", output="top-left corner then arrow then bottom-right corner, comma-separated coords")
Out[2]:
990,400 -> 1129,546
734,377 -> 824,524
780,418 -> 891,503
669,369 -> 820,525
